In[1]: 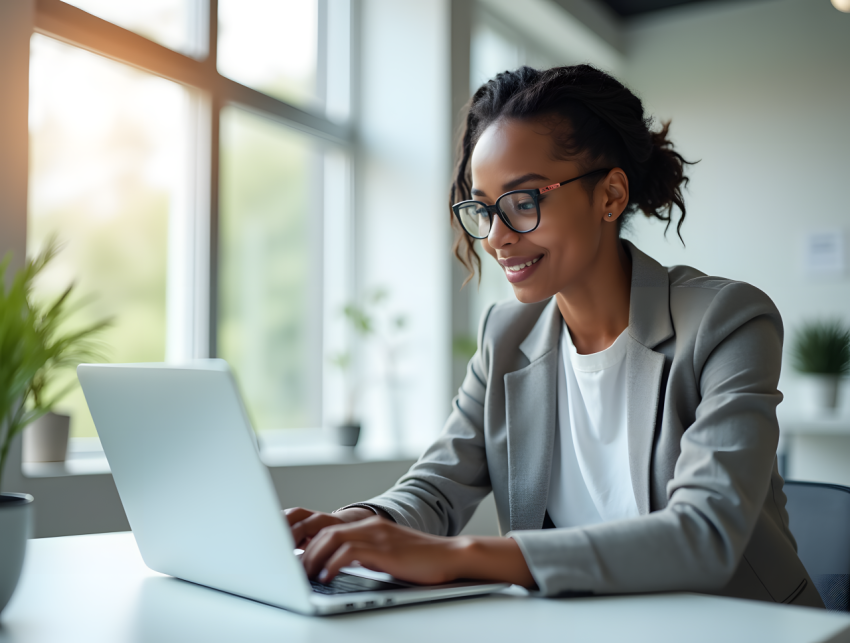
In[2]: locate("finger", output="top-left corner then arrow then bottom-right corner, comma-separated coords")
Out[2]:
301,522 -> 367,578
319,542 -> 389,583
291,513 -> 343,549
283,507 -> 314,527
301,523 -> 345,578
301,519 -> 388,578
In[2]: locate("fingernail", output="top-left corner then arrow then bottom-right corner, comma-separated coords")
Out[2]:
318,569 -> 329,583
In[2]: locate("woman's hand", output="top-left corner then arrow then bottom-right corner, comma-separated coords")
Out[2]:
284,506 -> 378,549
300,515 -> 537,588
301,516 -> 464,585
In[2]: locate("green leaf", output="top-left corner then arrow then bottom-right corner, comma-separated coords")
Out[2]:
329,351 -> 351,371
791,319 -> 850,375
369,287 -> 389,306
0,240 -> 111,488
343,304 -> 373,335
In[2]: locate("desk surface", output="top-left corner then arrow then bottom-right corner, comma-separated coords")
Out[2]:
2,532 -> 850,643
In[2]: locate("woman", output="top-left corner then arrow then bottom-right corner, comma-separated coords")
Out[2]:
286,65 -> 823,607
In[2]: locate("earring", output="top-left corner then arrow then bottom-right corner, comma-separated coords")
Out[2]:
607,213 -> 613,218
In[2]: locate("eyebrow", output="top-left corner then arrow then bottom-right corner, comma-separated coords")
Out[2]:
470,173 -> 551,197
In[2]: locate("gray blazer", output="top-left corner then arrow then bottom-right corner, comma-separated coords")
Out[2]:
352,241 -> 823,608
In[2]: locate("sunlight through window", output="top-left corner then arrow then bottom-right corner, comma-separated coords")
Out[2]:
27,34 -> 188,438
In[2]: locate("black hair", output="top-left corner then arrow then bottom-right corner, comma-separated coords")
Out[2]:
449,64 -> 695,282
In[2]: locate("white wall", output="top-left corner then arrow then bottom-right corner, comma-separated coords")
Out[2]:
354,0 -> 452,455
623,0 -> 850,481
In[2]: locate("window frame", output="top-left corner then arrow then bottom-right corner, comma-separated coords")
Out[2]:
32,0 -> 352,364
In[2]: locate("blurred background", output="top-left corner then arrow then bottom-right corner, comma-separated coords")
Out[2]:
0,0 -> 848,538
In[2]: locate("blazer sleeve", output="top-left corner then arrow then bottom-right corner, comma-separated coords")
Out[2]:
510,282 -> 786,596
340,304 -> 497,536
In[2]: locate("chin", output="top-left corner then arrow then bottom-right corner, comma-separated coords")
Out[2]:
510,285 -> 551,305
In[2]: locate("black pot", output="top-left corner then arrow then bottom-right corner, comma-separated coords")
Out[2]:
0,493 -> 34,615
335,423 -> 361,448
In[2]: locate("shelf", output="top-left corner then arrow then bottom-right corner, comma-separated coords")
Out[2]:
778,408 -> 850,436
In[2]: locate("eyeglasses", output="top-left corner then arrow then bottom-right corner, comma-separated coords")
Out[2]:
452,168 -> 612,239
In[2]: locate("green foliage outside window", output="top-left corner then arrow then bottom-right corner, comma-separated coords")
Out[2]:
219,108 -> 317,431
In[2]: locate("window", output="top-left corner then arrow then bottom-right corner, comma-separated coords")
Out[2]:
27,0 -> 352,441
28,34 -> 187,438
218,107 -> 323,431
218,0 -> 319,110
58,0 -> 204,57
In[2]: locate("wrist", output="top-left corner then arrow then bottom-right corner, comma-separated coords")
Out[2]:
334,507 -> 378,523
451,536 -> 535,588
449,536 -> 479,579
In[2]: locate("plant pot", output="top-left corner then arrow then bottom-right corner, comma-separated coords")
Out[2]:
23,411 -> 70,463
335,423 -> 361,448
800,375 -> 842,413
0,493 -> 34,615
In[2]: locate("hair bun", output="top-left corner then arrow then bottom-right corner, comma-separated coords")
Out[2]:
634,121 -> 691,239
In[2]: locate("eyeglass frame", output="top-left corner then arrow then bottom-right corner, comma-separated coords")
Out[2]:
451,168 -> 613,239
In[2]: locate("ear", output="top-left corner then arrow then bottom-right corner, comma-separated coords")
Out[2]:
598,168 -> 629,222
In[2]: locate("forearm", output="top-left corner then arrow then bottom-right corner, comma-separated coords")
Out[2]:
509,501 -> 751,597
452,536 -> 535,588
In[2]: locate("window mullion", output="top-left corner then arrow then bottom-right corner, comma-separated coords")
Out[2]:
206,0 -> 217,66
216,76 -> 349,145
203,0 -> 219,360
34,0 -> 215,92
34,0 -> 349,145
206,91 -> 221,359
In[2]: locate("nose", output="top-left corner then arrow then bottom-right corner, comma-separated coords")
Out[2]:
487,213 -> 519,249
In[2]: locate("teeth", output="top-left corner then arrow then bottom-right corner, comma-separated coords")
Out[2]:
506,257 -> 540,272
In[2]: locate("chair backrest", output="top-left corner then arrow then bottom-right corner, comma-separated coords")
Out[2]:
784,480 -> 850,611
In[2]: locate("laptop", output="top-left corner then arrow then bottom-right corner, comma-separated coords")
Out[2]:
77,360 -> 508,615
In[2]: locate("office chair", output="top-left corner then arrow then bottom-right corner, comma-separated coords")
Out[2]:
784,480 -> 850,611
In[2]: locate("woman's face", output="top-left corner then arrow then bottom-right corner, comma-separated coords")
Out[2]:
470,118 -> 620,304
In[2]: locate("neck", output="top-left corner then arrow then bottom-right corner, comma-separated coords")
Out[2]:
555,237 -> 632,355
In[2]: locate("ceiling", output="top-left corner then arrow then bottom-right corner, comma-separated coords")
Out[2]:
596,0 -> 714,17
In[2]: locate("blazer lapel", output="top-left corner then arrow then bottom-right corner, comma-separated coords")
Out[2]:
505,298 -> 561,531
623,241 -> 674,515
625,341 -> 665,515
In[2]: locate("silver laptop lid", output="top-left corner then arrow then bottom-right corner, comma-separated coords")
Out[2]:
77,360 -> 315,614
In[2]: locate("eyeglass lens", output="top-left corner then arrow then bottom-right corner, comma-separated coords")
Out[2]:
456,192 -> 539,238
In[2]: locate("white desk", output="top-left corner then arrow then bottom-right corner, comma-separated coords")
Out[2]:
2,533 -> 850,643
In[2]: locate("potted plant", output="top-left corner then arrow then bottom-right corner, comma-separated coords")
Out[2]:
23,410 -> 71,464
0,242 -> 108,615
328,288 -> 408,448
790,319 -> 850,412
328,350 -> 361,447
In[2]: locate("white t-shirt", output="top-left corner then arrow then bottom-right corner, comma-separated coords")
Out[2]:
546,322 -> 640,528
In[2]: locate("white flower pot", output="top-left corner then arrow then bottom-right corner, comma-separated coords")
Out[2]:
23,412 -> 70,463
799,375 -> 842,413
0,493 -> 34,615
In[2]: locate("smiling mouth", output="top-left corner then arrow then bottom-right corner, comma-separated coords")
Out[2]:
504,256 -> 542,272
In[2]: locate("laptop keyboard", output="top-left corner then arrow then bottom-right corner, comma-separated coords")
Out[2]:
310,573 -> 406,595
